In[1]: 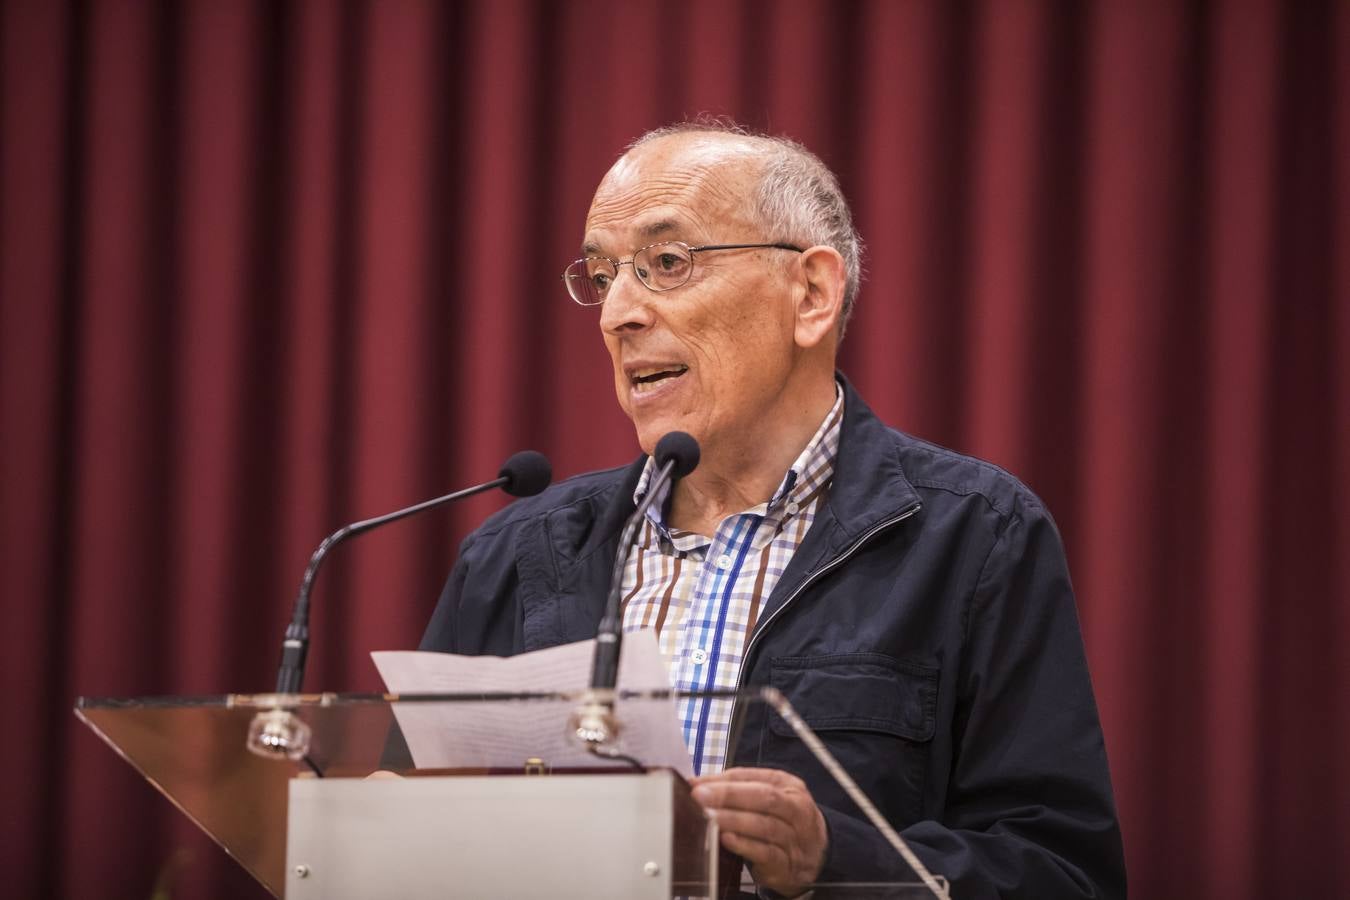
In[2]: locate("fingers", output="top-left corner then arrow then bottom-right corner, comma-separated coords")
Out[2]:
694,780 -> 802,827
716,827 -> 792,873
691,767 -> 813,825
703,804 -> 797,848
689,767 -> 828,896
692,765 -> 802,787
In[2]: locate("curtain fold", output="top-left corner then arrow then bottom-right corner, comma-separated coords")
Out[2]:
1,1 -> 1345,898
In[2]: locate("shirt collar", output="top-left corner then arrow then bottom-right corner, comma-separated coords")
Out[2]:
631,382 -> 845,536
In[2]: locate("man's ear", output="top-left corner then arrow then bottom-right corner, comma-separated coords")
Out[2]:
793,246 -> 847,349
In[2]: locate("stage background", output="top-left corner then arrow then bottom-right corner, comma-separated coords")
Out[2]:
2,1 -> 1347,897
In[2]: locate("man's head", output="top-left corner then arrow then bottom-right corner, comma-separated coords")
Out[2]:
576,122 -> 861,462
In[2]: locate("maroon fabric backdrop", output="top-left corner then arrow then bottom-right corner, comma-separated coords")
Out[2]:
2,1 -> 1347,897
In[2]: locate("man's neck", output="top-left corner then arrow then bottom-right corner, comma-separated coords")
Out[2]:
666,376 -> 838,536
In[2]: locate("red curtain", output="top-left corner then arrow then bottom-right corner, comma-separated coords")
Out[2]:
2,1 -> 1347,897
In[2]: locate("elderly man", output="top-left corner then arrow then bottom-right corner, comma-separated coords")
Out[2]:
419,123 -> 1125,898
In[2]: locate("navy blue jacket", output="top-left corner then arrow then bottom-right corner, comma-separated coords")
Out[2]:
421,378 -> 1126,898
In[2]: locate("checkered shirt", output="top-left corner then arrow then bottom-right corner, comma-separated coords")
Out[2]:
620,387 -> 844,774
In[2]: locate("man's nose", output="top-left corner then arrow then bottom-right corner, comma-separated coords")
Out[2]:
598,263 -> 655,333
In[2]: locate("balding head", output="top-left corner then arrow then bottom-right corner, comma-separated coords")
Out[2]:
620,122 -> 863,336
586,131 -> 767,255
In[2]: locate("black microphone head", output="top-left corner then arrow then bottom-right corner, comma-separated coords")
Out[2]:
654,431 -> 700,478
499,450 -> 552,497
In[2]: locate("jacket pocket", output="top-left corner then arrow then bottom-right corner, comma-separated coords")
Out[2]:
763,653 -> 938,826
768,652 -> 938,741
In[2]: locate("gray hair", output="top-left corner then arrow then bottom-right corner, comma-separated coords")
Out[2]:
627,119 -> 864,336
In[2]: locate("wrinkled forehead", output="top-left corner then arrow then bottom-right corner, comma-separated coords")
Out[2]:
583,135 -> 765,252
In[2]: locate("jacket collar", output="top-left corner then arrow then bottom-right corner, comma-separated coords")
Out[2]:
550,373 -> 922,600
752,374 -> 922,625
817,373 -> 923,547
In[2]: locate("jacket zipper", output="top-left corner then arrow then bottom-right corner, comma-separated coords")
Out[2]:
725,501 -> 923,763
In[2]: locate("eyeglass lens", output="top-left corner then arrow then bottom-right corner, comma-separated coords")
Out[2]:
564,242 -> 695,305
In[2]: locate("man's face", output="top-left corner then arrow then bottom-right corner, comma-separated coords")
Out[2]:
583,136 -> 802,458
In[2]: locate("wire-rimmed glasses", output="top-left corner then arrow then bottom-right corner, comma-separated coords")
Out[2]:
562,240 -> 805,306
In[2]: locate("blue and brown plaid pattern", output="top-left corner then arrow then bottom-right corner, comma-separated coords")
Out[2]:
621,388 -> 843,774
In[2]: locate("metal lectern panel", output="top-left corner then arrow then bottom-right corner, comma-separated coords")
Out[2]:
285,771 -> 716,899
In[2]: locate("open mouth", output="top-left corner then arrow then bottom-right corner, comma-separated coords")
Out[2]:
630,365 -> 689,393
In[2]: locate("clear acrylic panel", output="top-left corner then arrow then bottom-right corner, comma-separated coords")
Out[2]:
75,689 -> 948,899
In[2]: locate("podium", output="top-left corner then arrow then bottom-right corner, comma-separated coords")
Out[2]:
75,689 -> 949,898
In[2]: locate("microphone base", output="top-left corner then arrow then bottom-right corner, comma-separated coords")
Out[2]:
246,706 -> 313,760
568,691 -> 622,748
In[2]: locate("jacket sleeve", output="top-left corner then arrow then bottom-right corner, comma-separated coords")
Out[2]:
418,531 -> 474,653
816,503 -> 1126,899
418,527 -> 526,657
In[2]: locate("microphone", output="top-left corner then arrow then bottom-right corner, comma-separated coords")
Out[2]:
272,450 -> 551,695
574,432 -> 699,751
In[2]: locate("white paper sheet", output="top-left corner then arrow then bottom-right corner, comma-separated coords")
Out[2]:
371,631 -> 692,776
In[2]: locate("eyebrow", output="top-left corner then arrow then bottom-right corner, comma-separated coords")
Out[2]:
581,219 -> 682,257
639,219 -> 680,240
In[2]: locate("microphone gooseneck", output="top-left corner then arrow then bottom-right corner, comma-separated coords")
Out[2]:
588,432 -> 701,693
574,432 -> 700,754
273,451 -> 552,694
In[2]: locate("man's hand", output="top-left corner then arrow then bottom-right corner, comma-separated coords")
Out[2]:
690,767 -> 828,897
